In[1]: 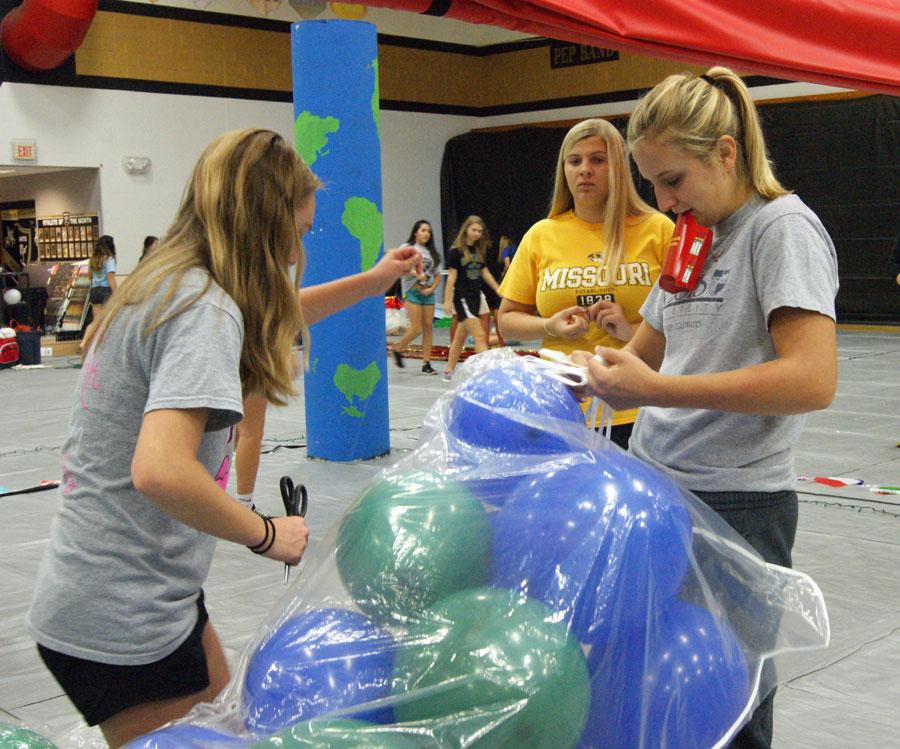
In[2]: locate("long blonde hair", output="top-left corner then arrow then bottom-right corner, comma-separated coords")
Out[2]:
92,129 -> 321,405
451,215 -> 492,265
548,118 -> 656,278
626,67 -> 789,200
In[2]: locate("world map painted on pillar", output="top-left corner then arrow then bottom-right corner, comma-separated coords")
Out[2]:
334,362 -> 381,418
295,111 -> 340,166
370,59 -> 380,139
342,197 -> 382,271
293,27 -> 387,446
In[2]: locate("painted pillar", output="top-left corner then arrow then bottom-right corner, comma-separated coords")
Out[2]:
292,20 -> 389,461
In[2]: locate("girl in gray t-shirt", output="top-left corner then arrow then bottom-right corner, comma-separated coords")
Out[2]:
26,129 -> 422,747
390,219 -> 442,374
575,67 -> 838,749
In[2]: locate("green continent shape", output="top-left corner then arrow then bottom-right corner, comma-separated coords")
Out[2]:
334,361 -> 381,419
369,58 -> 380,138
295,111 -> 340,166
341,198 -> 382,271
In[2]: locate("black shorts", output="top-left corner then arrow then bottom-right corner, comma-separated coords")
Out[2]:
453,291 -> 483,320
88,286 -> 112,305
37,591 -> 211,726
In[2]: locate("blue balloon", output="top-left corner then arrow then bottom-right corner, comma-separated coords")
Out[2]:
581,600 -> 750,749
490,452 -> 692,646
446,359 -> 586,456
453,472 -> 527,508
243,608 -> 397,734
125,725 -> 247,749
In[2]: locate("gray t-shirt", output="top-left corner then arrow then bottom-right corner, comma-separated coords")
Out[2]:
400,243 -> 437,295
631,195 -> 838,493
27,269 -> 244,665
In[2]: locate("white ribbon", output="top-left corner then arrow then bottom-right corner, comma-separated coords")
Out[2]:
524,350 -> 614,441
527,348 -> 589,387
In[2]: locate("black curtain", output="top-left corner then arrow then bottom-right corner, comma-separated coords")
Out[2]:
440,126 -> 575,256
440,96 -> 899,323
760,95 -> 899,323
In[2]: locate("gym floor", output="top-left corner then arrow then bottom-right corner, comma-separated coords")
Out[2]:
0,326 -> 897,748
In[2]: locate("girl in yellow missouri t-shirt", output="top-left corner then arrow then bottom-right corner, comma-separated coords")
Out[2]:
498,118 -> 673,449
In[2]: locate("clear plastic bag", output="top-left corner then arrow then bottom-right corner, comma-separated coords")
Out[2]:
124,348 -> 829,749
385,306 -> 409,336
1,718 -> 58,749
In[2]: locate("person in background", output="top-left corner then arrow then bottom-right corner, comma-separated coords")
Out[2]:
499,234 -> 518,278
482,227 -> 506,347
26,129 -> 421,748
88,235 -> 117,312
497,118 -> 673,448
575,67 -> 839,749
139,235 -> 159,263
442,215 -> 501,382
390,219 -> 441,375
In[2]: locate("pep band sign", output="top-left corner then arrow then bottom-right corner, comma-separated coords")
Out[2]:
550,43 -> 619,69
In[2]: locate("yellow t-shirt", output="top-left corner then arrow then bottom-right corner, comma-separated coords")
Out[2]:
499,210 -> 674,426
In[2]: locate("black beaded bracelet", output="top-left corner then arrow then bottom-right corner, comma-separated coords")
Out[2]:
247,513 -> 276,555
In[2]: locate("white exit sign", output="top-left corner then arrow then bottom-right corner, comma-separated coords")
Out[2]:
11,140 -> 37,161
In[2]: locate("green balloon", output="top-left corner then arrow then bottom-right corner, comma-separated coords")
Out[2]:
250,718 -> 427,748
392,588 -> 591,749
336,471 -> 492,624
0,723 -> 58,749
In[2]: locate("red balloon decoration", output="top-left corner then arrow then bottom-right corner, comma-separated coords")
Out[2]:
1,0 -> 98,72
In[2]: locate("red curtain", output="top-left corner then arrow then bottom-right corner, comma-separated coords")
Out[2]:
3,0 -> 897,92
355,0 -> 900,95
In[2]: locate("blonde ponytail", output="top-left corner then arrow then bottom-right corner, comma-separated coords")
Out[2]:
627,66 -> 788,200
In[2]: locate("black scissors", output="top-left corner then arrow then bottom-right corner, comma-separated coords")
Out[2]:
279,475 -> 308,585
